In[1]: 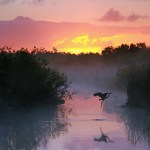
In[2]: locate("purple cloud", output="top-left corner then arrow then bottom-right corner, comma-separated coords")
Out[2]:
21,0 -> 45,5
127,12 -> 149,21
99,8 -> 125,22
0,0 -> 46,5
32,0 -> 45,5
99,8 -> 149,22
0,0 -> 15,5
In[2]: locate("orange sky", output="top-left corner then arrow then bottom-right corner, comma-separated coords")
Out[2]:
1,0 -> 150,54
53,33 -> 150,54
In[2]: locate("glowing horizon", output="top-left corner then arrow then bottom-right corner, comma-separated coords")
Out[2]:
53,34 -> 150,54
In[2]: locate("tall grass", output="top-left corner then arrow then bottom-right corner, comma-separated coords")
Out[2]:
117,65 -> 150,108
116,108 -> 150,145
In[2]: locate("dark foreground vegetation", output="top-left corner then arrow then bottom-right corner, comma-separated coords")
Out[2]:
0,47 -> 70,111
117,65 -> 150,108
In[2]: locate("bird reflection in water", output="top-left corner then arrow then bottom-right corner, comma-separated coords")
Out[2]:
94,127 -> 114,143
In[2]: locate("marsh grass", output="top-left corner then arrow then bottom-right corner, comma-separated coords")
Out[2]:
117,65 -> 150,108
117,108 -> 150,145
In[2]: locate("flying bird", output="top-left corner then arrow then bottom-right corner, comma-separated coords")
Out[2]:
93,92 -> 112,107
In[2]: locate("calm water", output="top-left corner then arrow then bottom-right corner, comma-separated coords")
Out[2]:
0,85 -> 150,150
43,93 -> 150,150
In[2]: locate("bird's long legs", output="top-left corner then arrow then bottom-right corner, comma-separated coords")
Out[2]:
99,100 -> 104,108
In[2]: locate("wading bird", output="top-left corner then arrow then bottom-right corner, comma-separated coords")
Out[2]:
94,127 -> 114,143
93,92 -> 112,107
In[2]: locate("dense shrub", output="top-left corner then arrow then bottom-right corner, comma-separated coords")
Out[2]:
0,47 -> 70,110
117,65 -> 150,108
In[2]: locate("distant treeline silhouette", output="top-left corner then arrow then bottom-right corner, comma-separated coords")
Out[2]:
102,43 -> 148,56
0,47 -> 70,111
32,43 -> 150,66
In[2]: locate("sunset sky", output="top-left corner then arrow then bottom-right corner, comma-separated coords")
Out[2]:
1,0 -> 150,53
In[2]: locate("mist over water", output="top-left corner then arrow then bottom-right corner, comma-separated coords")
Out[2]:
0,62 -> 150,150
58,63 -> 127,107
42,63 -> 150,150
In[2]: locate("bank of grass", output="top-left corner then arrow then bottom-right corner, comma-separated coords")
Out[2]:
117,65 -> 150,108
0,47 -> 70,111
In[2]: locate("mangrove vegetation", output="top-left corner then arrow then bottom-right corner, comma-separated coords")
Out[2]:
117,65 -> 150,108
0,47 -> 70,111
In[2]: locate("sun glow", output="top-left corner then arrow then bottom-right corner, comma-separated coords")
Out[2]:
53,34 -> 150,54
53,35 -> 102,54
60,47 -> 101,54
72,35 -> 89,46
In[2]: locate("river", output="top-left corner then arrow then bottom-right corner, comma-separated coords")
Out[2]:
0,83 -> 150,150
41,83 -> 150,150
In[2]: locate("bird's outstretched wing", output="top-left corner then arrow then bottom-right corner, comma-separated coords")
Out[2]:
103,93 -> 108,96
93,92 -> 103,96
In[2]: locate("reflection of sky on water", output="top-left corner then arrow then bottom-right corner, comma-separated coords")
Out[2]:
0,106 -> 70,150
0,89 -> 149,150
45,94 -> 150,150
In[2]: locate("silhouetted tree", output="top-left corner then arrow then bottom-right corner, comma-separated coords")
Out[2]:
114,44 -> 129,54
0,47 -> 70,110
136,43 -> 146,49
102,46 -> 114,56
